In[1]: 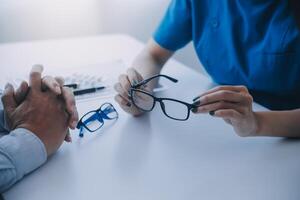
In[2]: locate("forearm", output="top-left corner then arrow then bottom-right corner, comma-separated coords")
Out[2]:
132,39 -> 173,89
0,128 -> 47,192
132,51 -> 162,78
255,109 -> 300,137
0,151 -> 18,192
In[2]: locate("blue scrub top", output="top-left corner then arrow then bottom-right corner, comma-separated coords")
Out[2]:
154,0 -> 300,110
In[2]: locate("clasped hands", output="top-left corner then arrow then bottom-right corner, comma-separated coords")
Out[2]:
114,68 -> 259,137
1,65 -> 79,156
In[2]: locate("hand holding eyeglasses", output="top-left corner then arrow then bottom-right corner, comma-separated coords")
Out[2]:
114,68 -> 149,116
192,86 -> 258,137
114,70 -> 261,137
115,69 -> 199,121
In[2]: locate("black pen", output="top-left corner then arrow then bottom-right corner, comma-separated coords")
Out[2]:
73,86 -> 106,96
64,83 -> 79,89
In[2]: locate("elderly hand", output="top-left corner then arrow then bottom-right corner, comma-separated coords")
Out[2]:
1,65 -> 73,156
193,86 -> 259,137
11,65 -> 79,142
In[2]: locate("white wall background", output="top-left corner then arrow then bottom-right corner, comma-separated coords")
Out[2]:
0,0 -> 202,72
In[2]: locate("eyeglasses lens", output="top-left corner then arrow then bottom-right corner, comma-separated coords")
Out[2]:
161,99 -> 189,120
82,111 -> 103,131
131,90 -> 155,111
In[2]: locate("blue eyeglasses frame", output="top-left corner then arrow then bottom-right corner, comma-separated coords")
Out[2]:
76,103 -> 118,137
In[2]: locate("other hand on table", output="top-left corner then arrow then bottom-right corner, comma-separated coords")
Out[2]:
1,65 -> 78,155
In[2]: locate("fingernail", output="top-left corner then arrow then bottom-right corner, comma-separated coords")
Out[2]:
126,102 -> 131,107
66,136 -> 72,143
132,80 -> 138,86
55,86 -> 61,94
72,121 -> 77,129
193,100 -> 201,106
5,83 -> 12,89
209,111 -> 215,116
193,96 -> 200,102
191,108 -> 198,113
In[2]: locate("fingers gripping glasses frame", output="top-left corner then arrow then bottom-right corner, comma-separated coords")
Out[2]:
129,74 -> 199,121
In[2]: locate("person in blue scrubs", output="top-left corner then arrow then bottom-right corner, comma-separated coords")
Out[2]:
114,0 -> 300,137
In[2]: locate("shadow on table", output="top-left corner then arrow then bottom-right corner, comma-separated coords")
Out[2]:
278,137 -> 300,143
75,119 -> 119,147
113,113 -> 152,176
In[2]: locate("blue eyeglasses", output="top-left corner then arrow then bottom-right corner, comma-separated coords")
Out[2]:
76,103 -> 118,137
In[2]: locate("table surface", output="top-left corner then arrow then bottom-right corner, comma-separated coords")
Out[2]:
1,35 -> 300,200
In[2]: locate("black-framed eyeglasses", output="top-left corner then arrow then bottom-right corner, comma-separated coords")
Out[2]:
130,75 -> 198,121
76,103 -> 118,137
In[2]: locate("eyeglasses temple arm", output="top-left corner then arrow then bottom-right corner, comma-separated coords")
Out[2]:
79,126 -> 84,137
101,106 -> 119,119
133,74 -> 178,88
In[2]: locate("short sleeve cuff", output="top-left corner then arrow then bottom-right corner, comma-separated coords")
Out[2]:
152,0 -> 192,51
0,128 -> 47,180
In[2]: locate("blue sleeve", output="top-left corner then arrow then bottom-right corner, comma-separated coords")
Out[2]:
0,100 -> 47,192
0,103 -> 9,133
0,128 -> 47,193
153,0 -> 192,51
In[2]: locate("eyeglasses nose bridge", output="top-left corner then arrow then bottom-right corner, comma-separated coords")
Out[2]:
159,100 -> 166,113
97,112 -> 106,122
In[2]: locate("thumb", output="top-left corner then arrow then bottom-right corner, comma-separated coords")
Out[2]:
1,83 -> 17,113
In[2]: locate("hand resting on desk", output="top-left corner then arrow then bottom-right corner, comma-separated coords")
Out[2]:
2,65 -> 79,155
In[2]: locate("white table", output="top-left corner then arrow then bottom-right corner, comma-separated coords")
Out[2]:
1,35 -> 300,200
